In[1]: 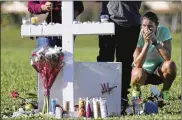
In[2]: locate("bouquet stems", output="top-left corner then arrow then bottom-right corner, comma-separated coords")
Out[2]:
42,97 -> 46,114
42,95 -> 49,114
46,96 -> 49,114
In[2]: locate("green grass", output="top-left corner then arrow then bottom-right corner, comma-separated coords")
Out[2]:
1,26 -> 181,119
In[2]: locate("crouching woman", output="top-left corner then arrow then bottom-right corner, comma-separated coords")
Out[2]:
131,11 -> 177,100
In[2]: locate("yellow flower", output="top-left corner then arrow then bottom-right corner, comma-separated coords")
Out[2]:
31,17 -> 38,24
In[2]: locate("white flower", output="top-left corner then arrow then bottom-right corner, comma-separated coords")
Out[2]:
35,57 -> 39,62
45,46 -> 62,56
54,45 -> 62,53
36,47 -> 44,56
30,59 -> 34,65
38,47 -> 44,52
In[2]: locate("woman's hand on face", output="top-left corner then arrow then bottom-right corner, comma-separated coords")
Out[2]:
144,30 -> 157,44
142,29 -> 152,44
149,32 -> 157,43
41,2 -> 52,12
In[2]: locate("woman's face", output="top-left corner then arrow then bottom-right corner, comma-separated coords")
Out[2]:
141,17 -> 157,34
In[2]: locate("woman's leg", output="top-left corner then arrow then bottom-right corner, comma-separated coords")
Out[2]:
156,60 -> 177,92
132,60 -> 177,100
131,67 -> 148,86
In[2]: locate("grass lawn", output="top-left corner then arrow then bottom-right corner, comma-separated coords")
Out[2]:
1,26 -> 181,119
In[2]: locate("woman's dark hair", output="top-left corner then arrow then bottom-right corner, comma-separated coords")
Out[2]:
142,11 -> 159,26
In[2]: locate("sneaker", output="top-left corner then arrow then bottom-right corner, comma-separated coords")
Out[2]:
132,89 -> 140,97
132,83 -> 141,97
160,90 -> 169,100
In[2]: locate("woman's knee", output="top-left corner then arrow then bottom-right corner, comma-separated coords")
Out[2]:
162,60 -> 177,74
131,67 -> 147,85
161,60 -> 177,79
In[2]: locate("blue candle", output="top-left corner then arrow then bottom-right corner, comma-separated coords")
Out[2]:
52,99 -> 57,114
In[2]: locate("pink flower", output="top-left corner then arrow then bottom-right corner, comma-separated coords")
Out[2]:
32,52 -> 37,57
60,56 -> 64,61
11,90 -> 19,99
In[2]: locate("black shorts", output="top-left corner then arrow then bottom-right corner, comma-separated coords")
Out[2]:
144,63 -> 163,85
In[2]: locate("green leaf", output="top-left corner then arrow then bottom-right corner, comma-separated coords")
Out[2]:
27,93 -> 37,97
4,107 -> 9,110
12,106 -> 17,112
25,96 -> 38,99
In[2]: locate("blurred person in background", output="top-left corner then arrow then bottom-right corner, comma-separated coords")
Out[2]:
96,1 -> 142,115
28,1 -> 84,48
131,11 -> 177,101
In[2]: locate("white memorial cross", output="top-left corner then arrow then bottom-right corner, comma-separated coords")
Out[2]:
21,1 -> 115,112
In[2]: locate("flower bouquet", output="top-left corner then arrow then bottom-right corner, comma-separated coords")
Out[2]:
30,46 -> 64,114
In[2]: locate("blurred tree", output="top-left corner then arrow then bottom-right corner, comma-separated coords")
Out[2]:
1,13 -> 24,27
1,2 -> 27,27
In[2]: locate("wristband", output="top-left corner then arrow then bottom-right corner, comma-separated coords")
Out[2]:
152,41 -> 158,46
